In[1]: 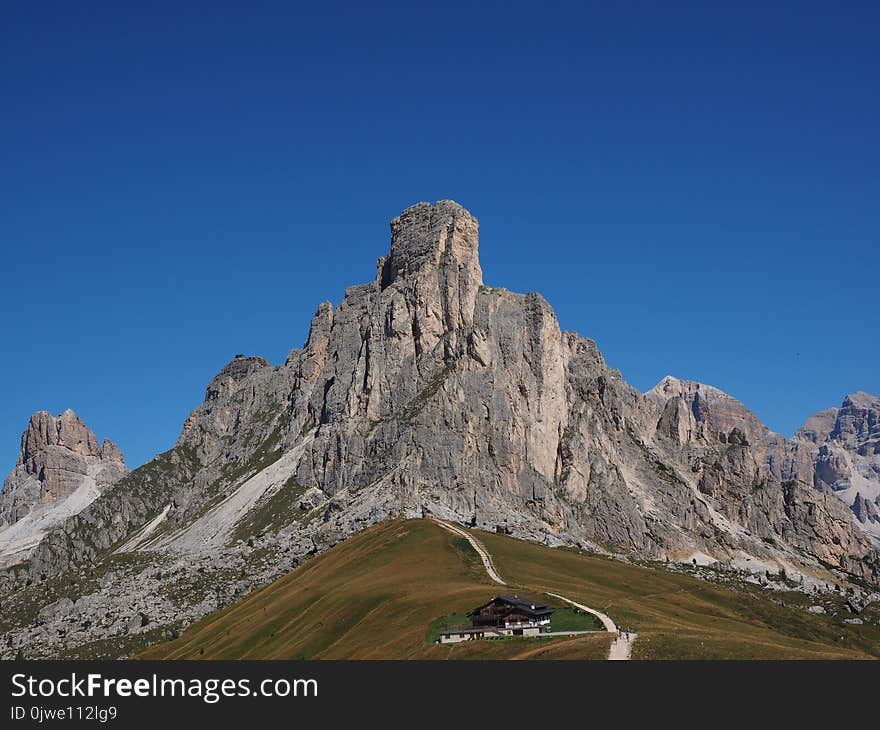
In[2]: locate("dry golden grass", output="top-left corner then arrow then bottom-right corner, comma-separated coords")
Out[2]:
140,519 -> 880,660
479,529 -> 880,659
140,520 -> 607,660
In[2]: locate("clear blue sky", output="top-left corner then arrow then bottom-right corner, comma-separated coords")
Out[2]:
2,1 -> 878,470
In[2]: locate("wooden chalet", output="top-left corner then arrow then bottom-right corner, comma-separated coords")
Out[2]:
437,595 -> 553,644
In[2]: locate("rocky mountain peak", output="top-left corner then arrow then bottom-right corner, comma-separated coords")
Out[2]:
647,376 -> 757,441
204,355 -> 272,403
1,410 -> 128,533
842,391 -> 880,410
832,392 -> 880,444
379,200 -> 482,290
793,407 -> 839,445
18,409 -> 103,467
649,375 -> 728,402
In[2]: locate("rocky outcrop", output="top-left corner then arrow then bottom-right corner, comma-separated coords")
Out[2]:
0,410 -> 128,568
1,410 -> 127,526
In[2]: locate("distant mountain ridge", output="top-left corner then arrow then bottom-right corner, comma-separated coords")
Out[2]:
646,378 -> 880,541
788,392 -> 880,536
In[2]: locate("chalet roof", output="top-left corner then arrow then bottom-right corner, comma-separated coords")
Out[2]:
497,595 -> 550,611
468,594 -> 553,618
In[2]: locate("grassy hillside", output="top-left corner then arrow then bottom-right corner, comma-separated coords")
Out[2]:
140,519 -> 880,660
478,530 -> 880,659
140,520 -> 611,659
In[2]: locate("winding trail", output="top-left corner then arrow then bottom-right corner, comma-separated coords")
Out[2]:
546,592 -> 636,660
433,519 -> 506,585
432,518 -> 636,660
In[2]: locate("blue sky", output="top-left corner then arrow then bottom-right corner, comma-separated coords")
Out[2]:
1,1 -> 878,469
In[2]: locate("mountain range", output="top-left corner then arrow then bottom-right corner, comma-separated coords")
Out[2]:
1,200 -> 878,658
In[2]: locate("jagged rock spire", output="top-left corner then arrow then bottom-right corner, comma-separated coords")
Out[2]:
1,410 -> 128,530
374,201 -> 483,359
379,200 -> 482,288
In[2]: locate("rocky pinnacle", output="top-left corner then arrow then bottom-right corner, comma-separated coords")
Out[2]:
0,410 -> 127,528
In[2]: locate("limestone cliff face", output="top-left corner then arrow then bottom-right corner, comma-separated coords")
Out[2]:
23,201 -> 880,588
